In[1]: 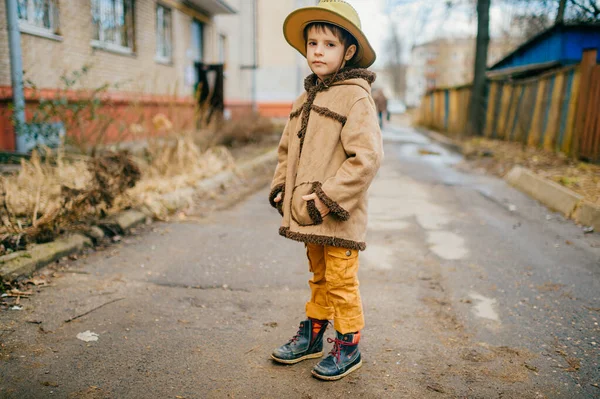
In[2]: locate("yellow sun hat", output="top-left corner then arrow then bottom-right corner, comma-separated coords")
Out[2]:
283,0 -> 376,69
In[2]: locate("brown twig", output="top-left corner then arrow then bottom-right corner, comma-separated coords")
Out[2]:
64,297 -> 125,323
32,184 -> 42,227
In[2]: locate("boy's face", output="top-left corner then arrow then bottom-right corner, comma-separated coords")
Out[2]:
306,26 -> 352,80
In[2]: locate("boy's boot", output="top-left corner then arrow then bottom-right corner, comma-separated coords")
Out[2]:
311,331 -> 362,381
271,319 -> 328,364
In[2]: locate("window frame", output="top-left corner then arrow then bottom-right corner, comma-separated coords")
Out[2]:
155,3 -> 173,64
91,0 -> 136,56
17,0 -> 62,41
218,33 -> 227,68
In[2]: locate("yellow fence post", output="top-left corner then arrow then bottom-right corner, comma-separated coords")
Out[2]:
496,84 -> 513,139
506,84 -> 521,141
528,79 -> 548,147
485,82 -> 498,137
562,69 -> 581,154
543,73 -> 566,150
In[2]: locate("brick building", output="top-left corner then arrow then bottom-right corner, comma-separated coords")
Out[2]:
0,0 -> 319,151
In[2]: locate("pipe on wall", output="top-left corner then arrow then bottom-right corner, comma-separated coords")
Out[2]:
5,0 -> 26,153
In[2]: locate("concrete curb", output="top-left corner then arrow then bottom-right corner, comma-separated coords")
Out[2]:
99,210 -> 149,236
418,126 -> 600,232
506,166 -> 600,231
414,127 -> 465,154
573,201 -> 600,232
0,234 -> 92,281
0,148 -> 278,282
505,166 -> 584,217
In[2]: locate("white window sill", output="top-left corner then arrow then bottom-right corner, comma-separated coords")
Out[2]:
155,55 -> 173,66
91,40 -> 134,57
19,22 -> 62,42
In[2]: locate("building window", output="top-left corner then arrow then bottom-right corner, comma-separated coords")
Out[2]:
17,0 -> 61,38
156,4 -> 172,63
91,0 -> 135,54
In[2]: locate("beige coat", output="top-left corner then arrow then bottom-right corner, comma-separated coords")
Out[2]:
269,68 -> 383,251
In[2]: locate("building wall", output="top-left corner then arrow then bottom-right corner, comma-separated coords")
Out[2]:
0,2 -> 9,88
256,0 -> 314,104
0,0 -> 319,150
0,0 -> 235,150
213,0 -> 254,105
0,0 -> 218,98
212,0 -> 315,118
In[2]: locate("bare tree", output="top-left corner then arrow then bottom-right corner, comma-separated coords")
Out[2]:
468,0 -> 491,136
556,0 -> 568,23
569,0 -> 600,20
507,12 -> 552,40
505,0 -> 600,22
384,23 -> 407,101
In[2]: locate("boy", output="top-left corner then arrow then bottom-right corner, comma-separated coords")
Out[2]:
268,0 -> 383,381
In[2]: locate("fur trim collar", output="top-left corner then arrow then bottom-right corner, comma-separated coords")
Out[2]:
304,68 -> 376,92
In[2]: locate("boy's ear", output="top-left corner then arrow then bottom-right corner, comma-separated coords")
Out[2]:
345,44 -> 357,61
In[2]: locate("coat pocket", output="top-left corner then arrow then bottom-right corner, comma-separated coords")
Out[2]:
291,182 -> 323,226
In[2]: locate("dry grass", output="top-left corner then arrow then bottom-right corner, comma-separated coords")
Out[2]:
216,113 -> 276,147
463,138 -> 600,204
0,136 -> 235,256
116,137 -> 235,218
0,149 -> 141,252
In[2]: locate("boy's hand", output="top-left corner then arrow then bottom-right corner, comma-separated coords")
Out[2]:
274,192 -> 283,203
302,193 -> 330,217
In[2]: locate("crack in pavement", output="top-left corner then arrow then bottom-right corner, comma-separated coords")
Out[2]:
146,280 -> 251,292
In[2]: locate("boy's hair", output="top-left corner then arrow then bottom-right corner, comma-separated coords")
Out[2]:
303,22 -> 358,53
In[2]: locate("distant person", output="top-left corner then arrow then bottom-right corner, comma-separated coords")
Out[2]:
268,0 -> 383,381
373,88 -> 388,127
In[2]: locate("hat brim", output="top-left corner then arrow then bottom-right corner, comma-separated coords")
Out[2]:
283,7 -> 376,69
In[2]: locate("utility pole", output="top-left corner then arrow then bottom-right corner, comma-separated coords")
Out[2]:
467,0 -> 490,136
5,0 -> 26,153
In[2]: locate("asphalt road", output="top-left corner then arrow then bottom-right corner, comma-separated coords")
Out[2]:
1,124 -> 599,399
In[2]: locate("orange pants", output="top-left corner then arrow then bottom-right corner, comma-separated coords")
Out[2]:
305,243 -> 364,334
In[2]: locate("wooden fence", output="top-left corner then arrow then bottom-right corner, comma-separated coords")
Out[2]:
418,85 -> 472,137
417,49 -> 600,162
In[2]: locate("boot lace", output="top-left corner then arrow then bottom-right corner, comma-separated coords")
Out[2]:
327,337 -> 354,362
288,324 -> 304,344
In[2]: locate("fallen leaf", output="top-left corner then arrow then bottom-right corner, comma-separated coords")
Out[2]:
25,277 -> 48,286
565,357 -> 580,372
524,363 -> 538,372
418,149 -> 441,156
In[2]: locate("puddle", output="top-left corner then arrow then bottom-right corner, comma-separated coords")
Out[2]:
368,218 -> 410,231
427,231 -> 468,260
416,212 -> 451,230
469,292 -> 500,322
362,244 -> 395,270
382,126 -> 430,145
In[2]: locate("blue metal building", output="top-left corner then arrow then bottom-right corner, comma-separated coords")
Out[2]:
488,24 -> 600,78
